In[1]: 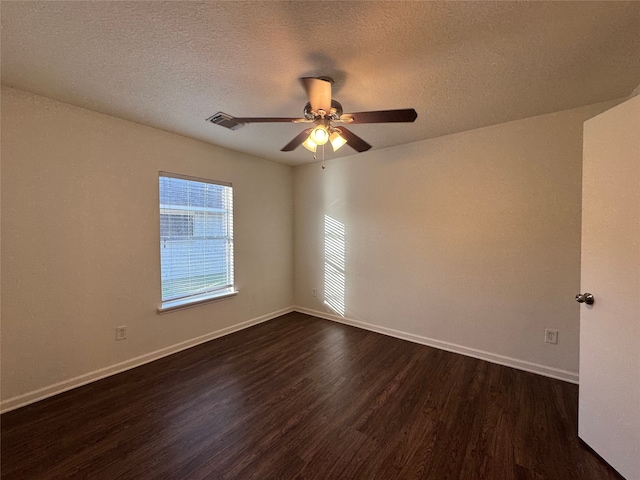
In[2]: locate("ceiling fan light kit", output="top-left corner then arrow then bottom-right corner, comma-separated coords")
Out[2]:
310,124 -> 329,145
302,125 -> 347,158
206,76 -> 417,161
302,136 -> 318,153
329,130 -> 347,151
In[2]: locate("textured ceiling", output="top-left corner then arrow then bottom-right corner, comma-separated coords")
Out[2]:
2,1 -> 639,166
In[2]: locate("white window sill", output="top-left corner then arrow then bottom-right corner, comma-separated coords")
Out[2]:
157,289 -> 238,314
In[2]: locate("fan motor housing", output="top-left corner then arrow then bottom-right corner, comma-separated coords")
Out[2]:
304,100 -> 343,121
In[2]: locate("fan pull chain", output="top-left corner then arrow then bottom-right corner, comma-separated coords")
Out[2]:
321,143 -> 326,169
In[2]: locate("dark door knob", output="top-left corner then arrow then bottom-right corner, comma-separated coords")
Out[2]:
576,293 -> 595,305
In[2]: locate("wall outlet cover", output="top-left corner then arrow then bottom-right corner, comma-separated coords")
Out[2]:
545,329 -> 558,345
116,326 -> 127,341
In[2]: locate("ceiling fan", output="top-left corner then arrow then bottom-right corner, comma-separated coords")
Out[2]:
206,77 -> 418,154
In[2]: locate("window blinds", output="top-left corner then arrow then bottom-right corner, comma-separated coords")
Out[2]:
159,173 -> 234,303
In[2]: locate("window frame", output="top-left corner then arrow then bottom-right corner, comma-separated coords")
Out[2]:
157,171 -> 237,313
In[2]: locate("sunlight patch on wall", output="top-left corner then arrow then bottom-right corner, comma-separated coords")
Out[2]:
324,215 -> 346,316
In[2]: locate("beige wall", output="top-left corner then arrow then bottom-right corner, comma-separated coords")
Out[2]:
1,85 -> 621,410
1,88 -> 293,409
293,100 -> 617,379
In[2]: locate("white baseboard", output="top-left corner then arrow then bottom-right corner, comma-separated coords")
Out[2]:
1,306 -> 295,413
293,306 -> 579,384
2,305 -> 578,413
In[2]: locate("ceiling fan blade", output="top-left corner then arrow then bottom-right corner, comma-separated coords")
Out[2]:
339,108 -> 417,124
234,117 -> 308,123
336,127 -> 372,152
300,77 -> 332,114
207,112 -> 309,130
281,129 -> 312,152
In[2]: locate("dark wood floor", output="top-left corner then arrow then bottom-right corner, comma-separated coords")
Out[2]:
1,312 -> 622,480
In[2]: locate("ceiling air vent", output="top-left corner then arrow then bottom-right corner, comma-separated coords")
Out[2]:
205,112 -> 244,130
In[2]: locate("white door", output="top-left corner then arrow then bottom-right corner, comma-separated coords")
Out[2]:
579,94 -> 640,480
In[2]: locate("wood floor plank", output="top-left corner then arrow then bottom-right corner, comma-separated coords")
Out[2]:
1,312 -> 624,479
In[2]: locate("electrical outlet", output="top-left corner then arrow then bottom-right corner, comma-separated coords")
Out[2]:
545,329 -> 558,345
312,288 -> 317,297
116,326 -> 127,341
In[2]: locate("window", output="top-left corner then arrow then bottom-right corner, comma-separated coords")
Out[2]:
160,213 -> 194,239
158,172 -> 235,311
